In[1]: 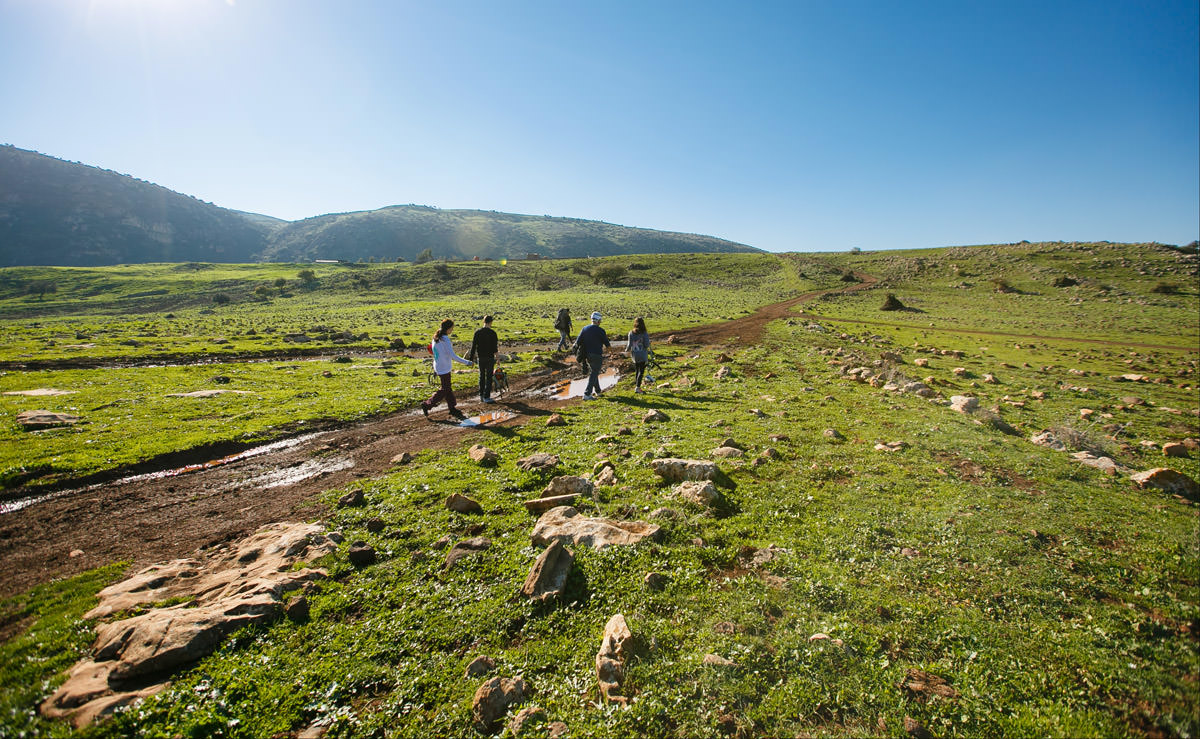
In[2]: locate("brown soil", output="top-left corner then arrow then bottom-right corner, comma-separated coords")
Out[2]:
0,275 -> 879,600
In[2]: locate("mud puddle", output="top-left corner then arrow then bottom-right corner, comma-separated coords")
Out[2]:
458,410 -> 518,428
0,432 -> 329,515
542,369 -> 620,399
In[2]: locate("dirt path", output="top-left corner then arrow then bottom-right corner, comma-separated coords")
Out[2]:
0,275 -> 876,599
794,311 -> 1200,353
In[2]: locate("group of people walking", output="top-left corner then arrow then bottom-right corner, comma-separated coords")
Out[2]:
420,309 -> 651,418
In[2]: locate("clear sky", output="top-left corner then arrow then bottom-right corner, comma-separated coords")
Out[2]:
1,0 -> 1197,252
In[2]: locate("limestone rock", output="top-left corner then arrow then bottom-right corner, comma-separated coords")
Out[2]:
674,480 -> 720,507
549,720 -> 569,738
901,668 -> 960,703
531,507 -> 661,550
545,413 -> 567,427
875,441 -> 908,452
285,595 -> 309,622
715,366 -> 731,379
1030,431 -> 1066,452
643,409 -> 669,423
444,537 -> 491,569
904,716 -> 936,739
1130,468 -> 1200,501
508,706 -> 546,736
543,475 -> 594,497
465,655 -> 496,678
472,676 -> 527,733
949,396 -> 978,413
445,493 -> 483,514
1163,442 -> 1189,458
594,466 -> 618,487
517,453 -> 559,472
1071,451 -> 1120,475
596,614 -> 633,703
823,428 -> 846,441
712,446 -> 743,458
702,653 -> 734,666
982,373 -> 999,384
338,489 -> 365,508
650,458 -> 718,482
760,447 -> 781,460
524,493 -> 581,514
390,451 -> 413,465
644,572 -> 669,591
43,523 -> 335,728
521,540 -> 575,603
469,444 -> 499,466
17,409 -> 80,430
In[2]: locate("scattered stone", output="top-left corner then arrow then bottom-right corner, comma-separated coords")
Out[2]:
42,523 -> 337,728
770,433 -> 791,442
1183,438 -> 1200,451
875,441 -> 908,452
674,480 -> 720,507
951,367 -> 968,377
546,413 -> 567,427
982,373 -> 999,384
715,366 -> 732,379
297,722 -> 328,739
616,426 -> 633,436
823,428 -> 846,441
472,676 -> 527,733
166,389 -> 255,398
650,458 -> 718,482
348,541 -> 376,567
644,572 -> 669,591
643,409 -> 669,423
338,489 -> 365,508
431,535 -> 452,550
445,493 -> 483,514
469,444 -> 499,466
531,507 -> 661,549
1079,408 -> 1095,420
548,720 -> 569,738
16,410 -> 81,430
712,446 -> 743,458
901,668 -> 959,703
3,388 -> 75,396
913,358 -> 930,368
517,453 -> 559,472
904,715 -> 936,739
760,447 -> 781,460
1122,396 -> 1146,406
1163,442 -> 1189,458
521,540 -> 574,603
1071,451 -> 1120,475
737,545 -> 786,568
390,451 -> 414,465
594,466 -> 618,487
465,655 -> 496,678
444,537 -> 491,569
524,493 -> 581,514
649,507 -> 680,520
702,653 -> 734,667
949,396 -> 978,413
285,595 -> 309,622
508,706 -> 546,736
366,517 -> 384,533
596,614 -> 633,703
544,475 -> 594,497
1130,468 -> 1200,501
1030,390 -> 1046,400
748,408 -> 765,418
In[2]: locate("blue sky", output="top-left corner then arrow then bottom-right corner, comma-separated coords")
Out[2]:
1,0 -> 1197,252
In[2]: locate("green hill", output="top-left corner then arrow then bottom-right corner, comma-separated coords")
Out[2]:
0,146 -> 760,266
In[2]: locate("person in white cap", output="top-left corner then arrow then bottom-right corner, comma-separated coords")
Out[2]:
574,311 -> 610,399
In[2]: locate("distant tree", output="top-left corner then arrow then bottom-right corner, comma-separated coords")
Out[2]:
415,248 -> 434,264
432,263 -> 451,280
1151,281 -> 1179,294
27,280 -> 56,300
849,246 -> 862,254
212,293 -> 232,305
592,264 -> 627,286
254,285 -> 274,301
298,269 -> 317,287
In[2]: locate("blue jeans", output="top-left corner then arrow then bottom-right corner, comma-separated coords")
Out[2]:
585,353 -> 604,395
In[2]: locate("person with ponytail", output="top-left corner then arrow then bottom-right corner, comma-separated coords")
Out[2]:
627,317 -> 651,394
422,319 -> 473,419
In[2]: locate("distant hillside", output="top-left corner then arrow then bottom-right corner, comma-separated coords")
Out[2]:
0,146 -> 273,266
0,146 -> 760,266
258,206 -> 760,262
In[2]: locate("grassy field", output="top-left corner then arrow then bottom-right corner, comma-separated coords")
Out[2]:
1,243 -> 1198,738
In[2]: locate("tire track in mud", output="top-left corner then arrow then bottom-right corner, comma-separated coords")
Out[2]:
0,274 -> 877,599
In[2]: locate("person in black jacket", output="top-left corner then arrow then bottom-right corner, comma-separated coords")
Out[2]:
467,315 -> 499,403
554,308 -> 572,352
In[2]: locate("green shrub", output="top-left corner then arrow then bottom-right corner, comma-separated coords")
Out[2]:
592,265 -> 627,286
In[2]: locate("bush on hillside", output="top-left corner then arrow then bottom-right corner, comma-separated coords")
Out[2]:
1151,281 -> 1179,294
212,293 -> 231,305
880,293 -> 905,311
432,263 -> 450,280
534,275 -> 556,291
992,278 -> 1016,293
414,248 -> 434,264
592,265 -> 627,286
298,269 -> 317,287
840,271 -> 859,282
1052,276 -> 1078,288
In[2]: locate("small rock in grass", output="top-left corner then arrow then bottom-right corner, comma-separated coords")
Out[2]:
445,493 -> 483,514
431,535 -> 452,550
16,410 -> 80,430
1162,442 -> 1189,458
643,409 -> 669,423
596,614 -> 633,704
337,489 -> 365,508
508,706 -> 546,736
901,668 -> 960,703
464,655 -> 495,678
760,447 -> 781,460
548,721 -> 569,738
644,572 -> 669,591
595,466 -> 618,487
347,542 -> 376,567
366,518 -> 385,533
543,476 -> 593,497
674,480 -> 719,507
472,676 -> 527,733
517,453 -> 559,472
903,716 -> 936,739
520,540 -> 574,603
444,537 -> 491,570
545,413 -> 567,427
875,441 -> 908,452
712,446 -> 743,458
1130,468 -> 1200,501
949,395 -> 978,413
285,595 -> 309,622
390,451 -> 413,465
69,549 -> 84,558
468,444 -> 499,466
650,458 -> 718,482
702,653 -> 734,666
823,428 -> 845,441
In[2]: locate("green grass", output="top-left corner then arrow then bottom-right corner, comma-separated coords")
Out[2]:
1,244 -> 1197,737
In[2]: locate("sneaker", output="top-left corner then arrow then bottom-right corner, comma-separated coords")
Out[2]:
482,397 -> 496,403
635,388 -> 643,394
449,409 -> 466,419
582,393 -> 595,401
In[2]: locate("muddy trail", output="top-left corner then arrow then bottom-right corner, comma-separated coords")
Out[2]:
0,275 -> 874,598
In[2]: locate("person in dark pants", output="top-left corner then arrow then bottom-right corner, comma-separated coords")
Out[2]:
421,319 -> 473,419
467,315 -> 499,403
574,311 -> 610,400
627,316 -> 651,394
554,308 -> 573,351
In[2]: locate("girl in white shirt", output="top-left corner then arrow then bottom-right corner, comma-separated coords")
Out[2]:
421,319 -> 473,419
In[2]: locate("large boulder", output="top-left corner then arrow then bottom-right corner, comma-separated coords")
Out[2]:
43,523 -> 336,728
531,507 -> 661,550
649,458 -> 718,482
1130,468 -> 1200,501
674,480 -> 720,507
596,614 -> 633,704
520,540 -> 574,603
